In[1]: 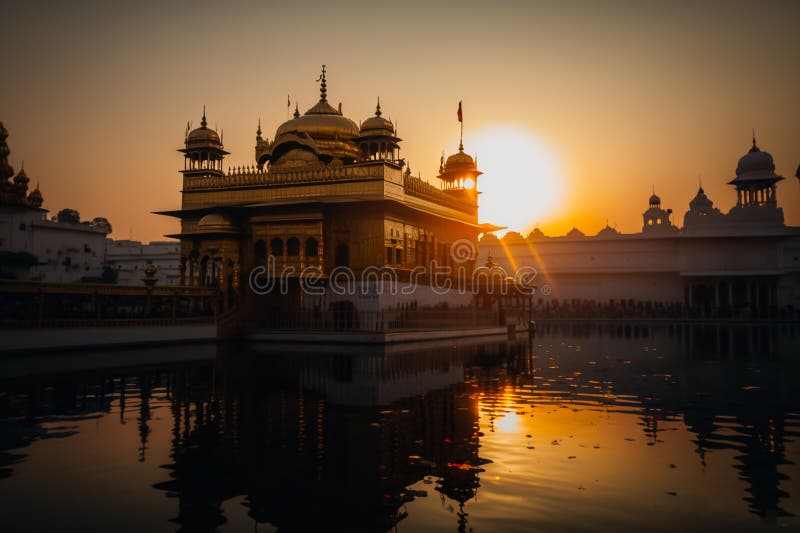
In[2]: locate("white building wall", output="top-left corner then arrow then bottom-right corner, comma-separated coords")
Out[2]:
105,239 -> 180,286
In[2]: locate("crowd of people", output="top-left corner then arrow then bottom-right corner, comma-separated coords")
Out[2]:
530,298 -> 798,320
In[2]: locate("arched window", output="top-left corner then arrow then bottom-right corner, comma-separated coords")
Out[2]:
254,240 -> 267,263
270,238 -> 284,257
335,244 -> 349,268
287,237 -> 300,256
305,237 -> 319,257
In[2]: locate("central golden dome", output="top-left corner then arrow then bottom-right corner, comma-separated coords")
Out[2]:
274,102 -> 359,142
270,67 -> 359,162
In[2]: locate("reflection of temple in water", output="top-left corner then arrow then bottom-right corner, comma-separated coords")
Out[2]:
0,328 -> 798,528
150,342 -> 506,531
528,322 -> 799,521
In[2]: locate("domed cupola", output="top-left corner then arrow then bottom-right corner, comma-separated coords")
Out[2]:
735,138 -> 776,178
179,107 -> 229,179
689,186 -> 712,211
186,110 -> 223,150
356,98 -> 401,163
729,134 -> 784,208
438,101 -> 483,193
642,188 -> 675,233
566,227 -> 585,239
267,65 -> 360,168
683,184 -> 723,228
596,223 -> 620,238
27,183 -> 43,208
13,165 -> 29,195
439,144 -> 482,191
195,213 -> 238,234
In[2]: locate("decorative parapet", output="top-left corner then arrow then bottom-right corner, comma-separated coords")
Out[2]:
402,173 -> 474,212
183,164 -> 388,191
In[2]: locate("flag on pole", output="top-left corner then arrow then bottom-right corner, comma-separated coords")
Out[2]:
457,101 -> 463,123
287,94 -> 291,108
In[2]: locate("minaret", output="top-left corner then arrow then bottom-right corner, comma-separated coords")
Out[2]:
642,190 -> 675,233
727,134 -> 785,225
729,134 -> 783,208
178,107 -> 229,179
438,102 -> 482,193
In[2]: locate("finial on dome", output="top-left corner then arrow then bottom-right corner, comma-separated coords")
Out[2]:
375,97 -> 382,117
256,117 -> 262,140
750,128 -> 759,152
316,64 -> 327,101
201,106 -> 207,128
293,103 -> 300,119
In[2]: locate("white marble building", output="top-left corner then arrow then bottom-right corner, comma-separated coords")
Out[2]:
479,138 -> 800,315
105,239 -> 181,286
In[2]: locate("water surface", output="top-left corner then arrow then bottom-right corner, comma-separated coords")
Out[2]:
1,323 -> 798,532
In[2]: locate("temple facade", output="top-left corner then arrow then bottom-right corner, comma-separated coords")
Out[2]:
481,137 -> 800,316
158,67 -> 497,315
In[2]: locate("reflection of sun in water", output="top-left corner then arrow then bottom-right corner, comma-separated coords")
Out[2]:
492,387 -> 521,433
494,410 -> 520,433
464,125 -> 565,235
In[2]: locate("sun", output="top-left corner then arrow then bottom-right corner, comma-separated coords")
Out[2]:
464,125 -> 565,235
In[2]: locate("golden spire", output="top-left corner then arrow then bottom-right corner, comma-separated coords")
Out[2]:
375,96 -> 382,117
201,105 -> 207,128
316,64 -> 327,102
293,103 -> 300,119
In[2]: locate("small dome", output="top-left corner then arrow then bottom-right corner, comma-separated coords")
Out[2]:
689,187 -> 713,210
736,140 -> 775,177
445,150 -> 475,169
566,227 -> 585,238
527,227 -> 546,240
27,186 -> 43,208
596,225 -> 619,237
13,167 -> 29,185
649,193 -> 661,205
186,110 -> 223,150
359,99 -> 396,137
197,213 -> 237,233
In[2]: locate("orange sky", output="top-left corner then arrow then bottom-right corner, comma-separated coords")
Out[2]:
2,0 -> 798,242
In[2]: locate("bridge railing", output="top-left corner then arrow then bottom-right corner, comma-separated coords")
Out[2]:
0,280 -> 219,328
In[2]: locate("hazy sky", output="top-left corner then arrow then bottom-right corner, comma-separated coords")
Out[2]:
2,0 -> 798,242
